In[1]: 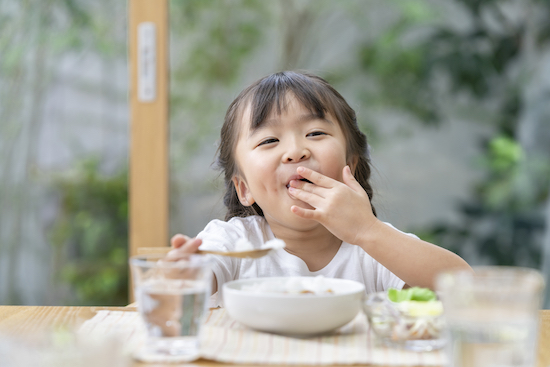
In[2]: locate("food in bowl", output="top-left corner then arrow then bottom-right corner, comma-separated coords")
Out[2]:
240,275 -> 335,295
223,276 -> 365,336
363,287 -> 446,351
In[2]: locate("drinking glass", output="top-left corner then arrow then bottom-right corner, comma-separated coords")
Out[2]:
436,266 -> 545,367
130,253 -> 213,362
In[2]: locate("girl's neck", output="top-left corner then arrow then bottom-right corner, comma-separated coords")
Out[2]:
267,220 -> 342,272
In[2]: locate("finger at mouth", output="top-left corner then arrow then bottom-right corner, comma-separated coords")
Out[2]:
286,178 -> 313,189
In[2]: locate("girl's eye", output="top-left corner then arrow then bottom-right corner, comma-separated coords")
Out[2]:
307,131 -> 327,137
258,138 -> 278,146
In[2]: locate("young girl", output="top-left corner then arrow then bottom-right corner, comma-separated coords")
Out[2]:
169,71 -> 471,306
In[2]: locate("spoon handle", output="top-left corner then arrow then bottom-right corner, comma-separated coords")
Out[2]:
136,247 -> 171,255
137,247 -> 206,255
197,249 -> 271,258
136,247 -> 269,259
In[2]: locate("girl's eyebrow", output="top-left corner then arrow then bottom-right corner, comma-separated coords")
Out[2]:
298,113 -> 333,125
248,113 -> 333,138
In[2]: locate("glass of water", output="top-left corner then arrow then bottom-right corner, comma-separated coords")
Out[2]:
436,266 -> 545,367
130,253 -> 213,363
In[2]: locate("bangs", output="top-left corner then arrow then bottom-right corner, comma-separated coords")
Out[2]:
248,72 -> 330,130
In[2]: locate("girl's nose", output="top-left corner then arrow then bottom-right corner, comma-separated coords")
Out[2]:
282,146 -> 311,163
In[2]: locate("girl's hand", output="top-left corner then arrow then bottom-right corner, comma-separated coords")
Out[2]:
165,234 -> 202,260
168,234 -> 219,294
288,165 -> 379,245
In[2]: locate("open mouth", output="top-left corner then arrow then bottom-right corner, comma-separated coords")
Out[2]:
286,178 -> 312,188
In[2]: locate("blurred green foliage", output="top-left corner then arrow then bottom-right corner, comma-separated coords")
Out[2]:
50,159 -> 128,306
379,0 -> 550,267
358,4 -> 438,123
169,0 -> 270,158
0,0 -> 127,305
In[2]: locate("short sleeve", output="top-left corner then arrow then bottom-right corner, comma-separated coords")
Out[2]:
374,261 -> 406,291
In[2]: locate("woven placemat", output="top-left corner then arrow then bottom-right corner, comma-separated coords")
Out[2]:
78,308 -> 447,365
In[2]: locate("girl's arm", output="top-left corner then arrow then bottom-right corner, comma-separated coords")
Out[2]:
288,166 -> 472,289
354,220 -> 471,289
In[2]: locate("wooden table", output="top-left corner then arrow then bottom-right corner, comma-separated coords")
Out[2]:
1,306 -> 549,367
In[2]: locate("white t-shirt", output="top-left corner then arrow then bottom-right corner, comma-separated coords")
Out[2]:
197,215 -> 410,307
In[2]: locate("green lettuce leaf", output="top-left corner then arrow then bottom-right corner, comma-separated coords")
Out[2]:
387,287 -> 436,302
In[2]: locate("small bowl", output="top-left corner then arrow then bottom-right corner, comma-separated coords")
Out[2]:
363,291 -> 446,351
223,277 -> 365,336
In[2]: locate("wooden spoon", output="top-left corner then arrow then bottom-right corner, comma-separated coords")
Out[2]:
137,246 -> 276,259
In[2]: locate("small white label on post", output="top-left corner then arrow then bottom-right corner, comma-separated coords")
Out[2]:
138,22 -> 156,102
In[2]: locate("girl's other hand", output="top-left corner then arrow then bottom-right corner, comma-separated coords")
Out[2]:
288,165 -> 379,245
166,234 -> 202,260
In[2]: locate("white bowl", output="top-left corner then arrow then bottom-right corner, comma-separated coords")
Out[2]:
222,277 -> 365,336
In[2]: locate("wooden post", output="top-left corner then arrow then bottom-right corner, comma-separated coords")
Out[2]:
128,1 -> 169,268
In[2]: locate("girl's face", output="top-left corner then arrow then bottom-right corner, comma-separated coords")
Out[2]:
232,94 -> 351,231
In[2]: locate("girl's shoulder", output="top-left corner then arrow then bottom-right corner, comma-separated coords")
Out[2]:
203,215 -> 268,233
198,215 -> 272,249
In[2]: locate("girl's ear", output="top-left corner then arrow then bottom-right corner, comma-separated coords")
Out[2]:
232,175 -> 255,206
